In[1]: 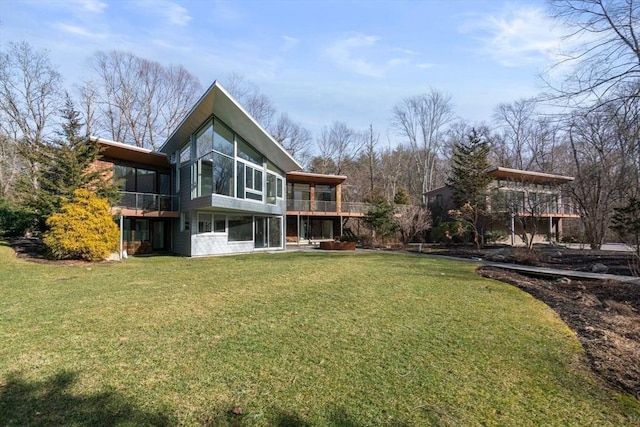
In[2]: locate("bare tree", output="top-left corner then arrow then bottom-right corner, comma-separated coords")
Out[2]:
394,204 -> 432,244
85,51 -> 201,149
391,89 -> 454,202
316,121 -> 365,175
224,73 -> 277,129
0,41 -> 63,190
545,0 -> 640,106
565,102 -> 628,249
271,112 -> 312,166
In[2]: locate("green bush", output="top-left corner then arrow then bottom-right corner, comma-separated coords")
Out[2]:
0,197 -> 38,237
484,230 -> 508,244
43,189 -> 119,261
431,221 -> 468,244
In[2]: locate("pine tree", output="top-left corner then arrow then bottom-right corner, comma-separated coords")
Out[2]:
21,95 -> 119,230
446,129 -> 492,248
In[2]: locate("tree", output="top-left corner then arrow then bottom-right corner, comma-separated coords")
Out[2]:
21,96 -> 119,230
224,73 -> 277,129
393,187 -> 411,205
271,113 -> 312,165
84,51 -> 202,149
44,189 -> 119,261
394,204 -> 432,244
391,89 -> 454,202
363,195 -> 397,245
565,102 -> 628,249
0,41 -> 63,190
545,0 -> 640,107
316,121 -> 365,175
611,198 -> 640,256
446,129 -> 492,249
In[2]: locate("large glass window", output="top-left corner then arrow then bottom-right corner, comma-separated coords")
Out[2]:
180,143 -> 190,165
228,216 -> 253,241
237,136 -> 262,165
268,217 -> 281,248
266,173 -> 277,205
115,165 -> 136,192
214,216 -> 226,233
198,212 -> 212,233
213,153 -> 234,196
213,121 -> 234,157
199,156 -> 214,196
196,121 -> 214,158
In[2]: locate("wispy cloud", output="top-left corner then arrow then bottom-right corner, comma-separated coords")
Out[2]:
132,0 -> 192,26
461,5 -> 563,67
325,33 -> 409,78
53,22 -> 107,40
281,35 -> 299,51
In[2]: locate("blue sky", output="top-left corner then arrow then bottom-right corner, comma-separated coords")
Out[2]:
0,0 -> 568,144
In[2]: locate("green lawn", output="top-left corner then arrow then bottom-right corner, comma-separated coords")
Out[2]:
1,242 -> 638,426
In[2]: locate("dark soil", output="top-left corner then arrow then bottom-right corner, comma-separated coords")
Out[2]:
8,238 -> 640,399
427,244 -> 640,400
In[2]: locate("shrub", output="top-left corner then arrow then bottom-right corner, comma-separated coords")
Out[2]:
44,189 -> 119,261
431,221 -> 468,245
484,230 -> 508,244
0,197 -> 38,237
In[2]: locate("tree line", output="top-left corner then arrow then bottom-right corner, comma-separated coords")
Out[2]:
0,0 -> 638,253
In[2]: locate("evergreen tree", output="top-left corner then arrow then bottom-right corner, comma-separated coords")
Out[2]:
363,195 -> 397,245
446,129 -> 492,248
21,95 -> 119,230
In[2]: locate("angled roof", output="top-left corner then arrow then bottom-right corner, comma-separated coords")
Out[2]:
487,167 -> 574,184
159,81 -> 302,172
286,171 -> 347,185
92,137 -> 170,169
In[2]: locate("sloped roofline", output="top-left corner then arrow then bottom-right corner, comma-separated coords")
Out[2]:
91,136 -> 170,169
159,81 -> 302,172
286,171 -> 347,185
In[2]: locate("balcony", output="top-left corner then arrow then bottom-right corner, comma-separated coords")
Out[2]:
286,199 -> 372,216
114,191 -> 180,217
491,202 -> 580,217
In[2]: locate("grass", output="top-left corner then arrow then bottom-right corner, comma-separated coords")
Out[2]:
1,241 -> 638,426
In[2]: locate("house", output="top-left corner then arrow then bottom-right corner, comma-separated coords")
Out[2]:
285,171 -> 369,243
96,81 -> 302,256
425,166 -> 580,245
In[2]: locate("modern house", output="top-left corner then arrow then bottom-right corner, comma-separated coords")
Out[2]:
92,138 -> 178,255
97,81 -> 302,256
285,171 -> 369,243
425,167 -> 580,245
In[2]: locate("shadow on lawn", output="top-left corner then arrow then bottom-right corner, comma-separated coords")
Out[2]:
0,370 -> 170,426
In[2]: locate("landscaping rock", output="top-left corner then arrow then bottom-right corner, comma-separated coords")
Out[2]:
591,263 -> 609,273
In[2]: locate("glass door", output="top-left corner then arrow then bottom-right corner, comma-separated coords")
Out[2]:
254,217 -> 266,249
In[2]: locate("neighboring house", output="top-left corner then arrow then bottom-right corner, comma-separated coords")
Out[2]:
425,166 -> 580,245
285,171 -> 369,243
97,81 -> 302,256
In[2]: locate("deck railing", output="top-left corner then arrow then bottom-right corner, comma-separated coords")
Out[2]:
115,191 -> 180,212
286,199 -> 374,215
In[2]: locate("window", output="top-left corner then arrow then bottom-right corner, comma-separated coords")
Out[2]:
244,164 -> 263,201
277,177 -> 283,198
214,216 -> 226,233
213,152 -> 234,196
266,173 -> 277,205
180,143 -> 190,165
198,212 -> 212,233
213,121 -> 234,157
237,136 -> 262,165
199,156 -> 213,196
268,217 -> 281,248
228,216 -> 253,241
181,212 -> 190,232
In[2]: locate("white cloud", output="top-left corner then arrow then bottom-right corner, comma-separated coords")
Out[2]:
132,0 -> 192,26
461,5 -> 563,67
325,33 -> 412,78
281,35 -> 299,51
53,22 -> 107,39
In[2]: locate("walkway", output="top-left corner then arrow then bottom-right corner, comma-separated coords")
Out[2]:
481,261 -> 640,285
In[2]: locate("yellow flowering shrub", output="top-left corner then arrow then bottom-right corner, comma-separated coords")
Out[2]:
44,189 -> 119,261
